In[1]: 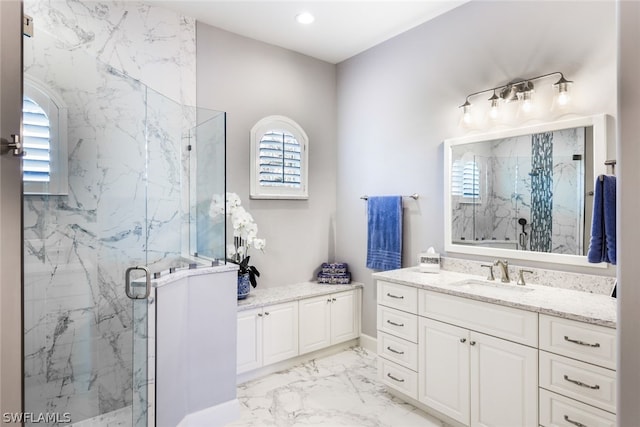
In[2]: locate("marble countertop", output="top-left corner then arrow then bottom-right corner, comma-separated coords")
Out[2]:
237,281 -> 363,312
149,263 -> 239,288
373,268 -> 617,328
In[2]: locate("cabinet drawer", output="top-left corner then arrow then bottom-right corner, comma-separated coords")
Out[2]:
540,351 -> 616,413
419,290 -> 538,347
377,305 -> 418,343
378,357 -> 418,399
540,389 -> 616,427
540,314 -> 616,370
378,281 -> 418,313
377,331 -> 418,371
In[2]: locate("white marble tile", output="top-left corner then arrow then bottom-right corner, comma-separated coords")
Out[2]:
22,0 -> 198,424
71,406 -> 131,427
229,347 -> 448,427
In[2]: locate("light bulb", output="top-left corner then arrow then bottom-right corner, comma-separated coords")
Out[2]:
517,89 -> 534,115
553,75 -> 573,108
462,103 -> 473,125
488,92 -> 501,121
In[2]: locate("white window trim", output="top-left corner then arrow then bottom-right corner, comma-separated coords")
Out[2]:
23,75 -> 69,195
250,115 -> 309,200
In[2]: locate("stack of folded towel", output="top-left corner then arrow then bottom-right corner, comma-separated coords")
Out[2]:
317,262 -> 352,284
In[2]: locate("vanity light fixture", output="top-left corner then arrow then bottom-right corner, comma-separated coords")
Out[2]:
296,12 -> 315,25
459,72 -> 573,124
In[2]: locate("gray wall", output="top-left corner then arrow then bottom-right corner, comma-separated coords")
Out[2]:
617,1 -> 640,423
196,24 -> 337,289
336,1 -> 617,337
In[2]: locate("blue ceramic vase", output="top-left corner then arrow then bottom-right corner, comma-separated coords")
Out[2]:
237,273 -> 251,300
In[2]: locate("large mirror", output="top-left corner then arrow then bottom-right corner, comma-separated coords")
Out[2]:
444,115 -> 610,267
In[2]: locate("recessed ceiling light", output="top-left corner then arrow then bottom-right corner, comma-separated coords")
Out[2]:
295,12 -> 315,25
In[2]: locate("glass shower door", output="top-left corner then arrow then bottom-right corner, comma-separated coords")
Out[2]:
22,59 -> 152,426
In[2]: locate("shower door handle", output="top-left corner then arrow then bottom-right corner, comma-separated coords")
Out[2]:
1,134 -> 24,156
125,266 -> 151,299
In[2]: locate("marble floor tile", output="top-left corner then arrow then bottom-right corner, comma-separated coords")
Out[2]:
70,405 -> 131,427
229,347 -> 447,427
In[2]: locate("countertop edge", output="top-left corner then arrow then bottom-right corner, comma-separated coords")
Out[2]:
237,282 -> 364,312
373,269 -> 616,328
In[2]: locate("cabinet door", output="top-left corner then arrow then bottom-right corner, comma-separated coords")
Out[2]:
331,290 -> 359,344
418,318 -> 470,425
470,332 -> 538,427
237,308 -> 262,374
299,295 -> 331,355
263,301 -> 299,365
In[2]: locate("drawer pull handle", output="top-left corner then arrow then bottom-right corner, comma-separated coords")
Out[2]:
563,375 -> 600,390
469,341 -> 476,346
460,338 -> 467,343
387,293 -> 404,299
387,346 -> 405,355
564,335 -> 600,348
564,415 -> 588,427
387,373 -> 405,383
387,320 -> 405,327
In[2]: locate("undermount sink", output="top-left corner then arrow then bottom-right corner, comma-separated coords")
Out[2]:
451,278 -> 534,292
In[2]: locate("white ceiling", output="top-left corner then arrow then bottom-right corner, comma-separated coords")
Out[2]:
151,1 -> 468,64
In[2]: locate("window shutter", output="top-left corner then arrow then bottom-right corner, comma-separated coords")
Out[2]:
462,161 -> 480,199
22,97 -> 51,183
258,130 -> 301,188
452,159 -> 480,200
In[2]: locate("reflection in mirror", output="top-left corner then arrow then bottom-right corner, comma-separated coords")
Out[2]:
444,115 -> 609,267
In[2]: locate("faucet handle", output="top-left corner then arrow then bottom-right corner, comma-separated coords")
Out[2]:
480,264 -> 495,281
517,269 -> 533,286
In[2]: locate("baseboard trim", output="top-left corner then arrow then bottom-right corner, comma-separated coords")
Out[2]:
358,333 -> 377,353
177,399 -> 240,427
237,338 -> 360,385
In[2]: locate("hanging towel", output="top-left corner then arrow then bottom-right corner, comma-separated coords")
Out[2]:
587,175 -> 617,265
366,196 -> 403,271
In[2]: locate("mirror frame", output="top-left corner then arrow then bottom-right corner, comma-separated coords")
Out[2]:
444,114 -> 610,268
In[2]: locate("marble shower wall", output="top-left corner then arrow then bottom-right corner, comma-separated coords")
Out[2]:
23,1 -> 196,424
451,128 -> 585,255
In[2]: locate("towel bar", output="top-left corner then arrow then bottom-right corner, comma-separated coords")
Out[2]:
360,193 -> 419,201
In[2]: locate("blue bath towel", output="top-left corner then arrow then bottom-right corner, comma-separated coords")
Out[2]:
366,196 -> 403,271
587,175 -> 616,265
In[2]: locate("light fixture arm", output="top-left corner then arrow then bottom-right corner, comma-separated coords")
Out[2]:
459,71 -> 572,108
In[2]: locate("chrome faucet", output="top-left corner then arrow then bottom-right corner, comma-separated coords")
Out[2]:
493,260 -> 510,283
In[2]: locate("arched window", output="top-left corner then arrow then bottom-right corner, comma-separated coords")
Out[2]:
23,76 -> 68,195
250,116 -> 308,199
451,159 -> 480,200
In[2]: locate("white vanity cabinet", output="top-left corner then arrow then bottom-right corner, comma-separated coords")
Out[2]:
418,318 -> 538,426
538,314 -> 617,427
417,291 -> 538,427
237,284 -> 362,378
237,301 -> 299,374
299,290 -> 360,355
374,273 -> 617,427
376,281 -> 420,398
